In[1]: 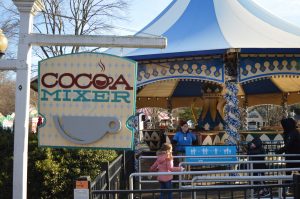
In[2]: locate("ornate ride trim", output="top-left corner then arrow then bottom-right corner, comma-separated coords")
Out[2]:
137,58 -> 225,87
239,54 -> 300,82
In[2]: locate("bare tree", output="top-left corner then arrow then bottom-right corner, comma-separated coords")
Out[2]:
0,72 -> 38,115
1,0 -> 129,74
0,72 -> 15,115
253,105 -> 283,126
33,0 -> 129,59
1,0 -> 129,111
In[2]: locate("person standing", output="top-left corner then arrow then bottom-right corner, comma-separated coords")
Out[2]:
276,118 -> 300,168
276,118 -> 300,196
149,143 -> 182,199
172,120 -> 197,154
247,136 -> 270,197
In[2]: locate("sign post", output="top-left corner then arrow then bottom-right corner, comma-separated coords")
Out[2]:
74,176 -> 91,199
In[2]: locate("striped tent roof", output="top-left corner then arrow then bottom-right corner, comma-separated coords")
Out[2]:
107,0 -> 300,59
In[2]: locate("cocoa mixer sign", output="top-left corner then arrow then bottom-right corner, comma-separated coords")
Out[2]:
38,53 -> 137,149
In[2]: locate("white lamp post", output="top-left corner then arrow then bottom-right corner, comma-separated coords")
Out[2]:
0,1 -> 167,198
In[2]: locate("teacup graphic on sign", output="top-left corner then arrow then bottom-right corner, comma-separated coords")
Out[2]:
53,115 -> 121,144
94,74 -> 114,89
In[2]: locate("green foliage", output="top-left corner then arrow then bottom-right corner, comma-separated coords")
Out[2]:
0,128 -> 118,199
0,128 -> 13,199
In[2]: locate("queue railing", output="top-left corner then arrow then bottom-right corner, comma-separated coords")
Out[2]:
137,155 -> 300,194
129,168 -> 300,199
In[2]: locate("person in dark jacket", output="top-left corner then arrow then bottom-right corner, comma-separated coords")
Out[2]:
276,118 -> 300,169
247,137 -> 270,197
276,118 -> 300,196
248,137 -> 266,170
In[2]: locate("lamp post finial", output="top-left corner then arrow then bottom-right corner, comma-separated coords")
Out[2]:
0,29 -> 8,58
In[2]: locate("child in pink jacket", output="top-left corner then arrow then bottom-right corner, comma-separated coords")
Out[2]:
150,143 -> 183,199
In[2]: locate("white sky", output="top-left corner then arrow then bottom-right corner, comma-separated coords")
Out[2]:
252,0 -> 300,27
115,0 -> 300,35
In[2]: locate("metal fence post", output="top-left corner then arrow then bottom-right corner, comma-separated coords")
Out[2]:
121,151 -> 126,190
100,161 -> 110,199
102,161 -> 110,190
294,174 -> 300,199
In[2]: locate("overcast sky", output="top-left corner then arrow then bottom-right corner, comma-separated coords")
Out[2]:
252,0 -> 300,26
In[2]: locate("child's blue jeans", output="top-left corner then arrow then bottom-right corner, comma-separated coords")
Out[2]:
159,180 -> 172,199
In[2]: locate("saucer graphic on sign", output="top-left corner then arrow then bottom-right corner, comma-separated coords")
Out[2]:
53,115 -> 121,144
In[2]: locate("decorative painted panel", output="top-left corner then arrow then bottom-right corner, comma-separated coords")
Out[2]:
137,58 -> 225,86
239,54 -> 300,83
